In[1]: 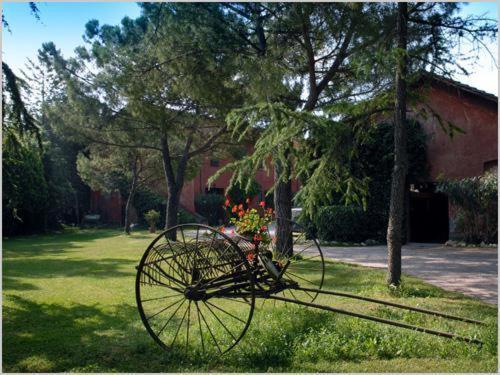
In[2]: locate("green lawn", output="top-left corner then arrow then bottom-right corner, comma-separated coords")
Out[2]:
3,228 -> 497,372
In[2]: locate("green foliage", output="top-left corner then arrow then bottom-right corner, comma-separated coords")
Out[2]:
226,179 -> 261,205
305,121 -> 428,243
76,151 -> 129,194
144,209 -> 160,227
314,205 -> 371,243
37,3 -> 245,232
210,102 -> 369,215
133,188 -> 165,227
177,208 -> 197,225
3,50 -> 90,236
3,143 -> 48,235
2,62 -> 41,149
42,141 -> 84,228
437,173 -> 497,244
194,194 -> 225,226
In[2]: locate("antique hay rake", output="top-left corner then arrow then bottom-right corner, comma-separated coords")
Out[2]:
135,221 -> 484,355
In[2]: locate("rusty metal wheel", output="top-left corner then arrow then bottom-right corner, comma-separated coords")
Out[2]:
136,224 -> 255,355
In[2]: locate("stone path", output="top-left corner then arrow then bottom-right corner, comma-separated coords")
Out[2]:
319,243 -> 498,305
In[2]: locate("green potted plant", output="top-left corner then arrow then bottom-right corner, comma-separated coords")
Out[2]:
144,209 -> 160,233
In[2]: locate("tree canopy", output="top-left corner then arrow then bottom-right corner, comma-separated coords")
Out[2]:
3,2 -> 497,236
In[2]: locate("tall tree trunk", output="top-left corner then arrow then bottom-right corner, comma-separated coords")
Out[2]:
274,157 -> 293,256
387,2 -> 408,286
124,158 -> 138,235
165,185 -> 180,231
160,135 -> 190,241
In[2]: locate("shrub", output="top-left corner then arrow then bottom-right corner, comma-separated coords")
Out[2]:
134,188 -> 166,227
195,194 -> 225,226
3,144 -> 49,235
177,208 -> 197,224
298,121 -> 427,243
437,172 -> 497,244
144,209 -> 160,233
315,205 -> 372,243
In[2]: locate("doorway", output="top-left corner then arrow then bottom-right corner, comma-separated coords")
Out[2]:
409,191 -> 449,243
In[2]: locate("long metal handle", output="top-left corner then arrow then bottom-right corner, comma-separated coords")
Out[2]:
268,295 -> 483,345
293,286 -> 485,325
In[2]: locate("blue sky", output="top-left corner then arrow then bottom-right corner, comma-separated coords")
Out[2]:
2,2 -> 498,95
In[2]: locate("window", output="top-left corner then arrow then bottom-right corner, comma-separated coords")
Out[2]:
484,160 -> 497,174
205,187 -> 224,195
210,159 -> 220,167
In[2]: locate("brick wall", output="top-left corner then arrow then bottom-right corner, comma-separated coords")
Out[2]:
412,81 -> 497,181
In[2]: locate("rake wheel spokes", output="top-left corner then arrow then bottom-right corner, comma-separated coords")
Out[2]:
136,224 -> 255,355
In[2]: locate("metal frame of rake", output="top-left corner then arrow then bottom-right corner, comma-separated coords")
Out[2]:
135,220 -> 484,355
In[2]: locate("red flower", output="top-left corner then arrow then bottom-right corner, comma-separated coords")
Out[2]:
220,226 -> 225,233
247,252 -> 255,262
259,201 -> 266,207
253,234 -> 262,242
232,205 -> 238,213
238,203 -> 243,210
224,199 -> 230,207
267,208 -> 273,214
261,225 -> 267,231
238,210 -> 245,217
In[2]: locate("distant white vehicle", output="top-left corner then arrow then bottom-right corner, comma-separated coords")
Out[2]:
291,207 -> 302,221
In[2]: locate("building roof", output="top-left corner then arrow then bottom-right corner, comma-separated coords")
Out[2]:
421,72 -> 498,104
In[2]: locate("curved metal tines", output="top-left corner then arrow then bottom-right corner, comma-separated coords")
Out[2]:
136,224 -> 256,355
140,238 -> 245,288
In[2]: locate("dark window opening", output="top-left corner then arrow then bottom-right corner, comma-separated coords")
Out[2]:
205,187 -> 224,195
210,159 -> 220,167
484,160 -> 497,174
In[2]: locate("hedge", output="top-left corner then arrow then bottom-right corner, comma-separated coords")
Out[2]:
195,194 -> 225,226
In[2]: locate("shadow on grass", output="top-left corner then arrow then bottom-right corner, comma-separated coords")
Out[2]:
4,257 -> 136,280
3,229 -> 125,258
3,276 -> 40,291
3,295 -> 176,372
2,295 -> 339,372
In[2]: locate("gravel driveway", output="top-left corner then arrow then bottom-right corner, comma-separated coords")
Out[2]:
319,243 -> 498,304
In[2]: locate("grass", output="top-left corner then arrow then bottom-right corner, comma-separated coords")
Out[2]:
3,228 -> 497,372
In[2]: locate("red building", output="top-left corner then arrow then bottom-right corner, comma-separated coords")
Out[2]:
89,190 -> 123,224
408,74 -> 497,242
90,74 -> 497,242
179,157 -> 300,213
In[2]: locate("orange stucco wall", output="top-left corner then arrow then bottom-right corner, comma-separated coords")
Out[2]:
180,156 -> 300,213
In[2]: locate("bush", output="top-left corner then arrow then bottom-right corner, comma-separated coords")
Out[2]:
144,209 -> 160,232
314,205 -> 373,243
195,194 -> 225,226
177,208 -> 197,224
134,188 -> 166,227
298,120 -> 427,243
3,144 -> 49,235
437,173 -> 497,244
